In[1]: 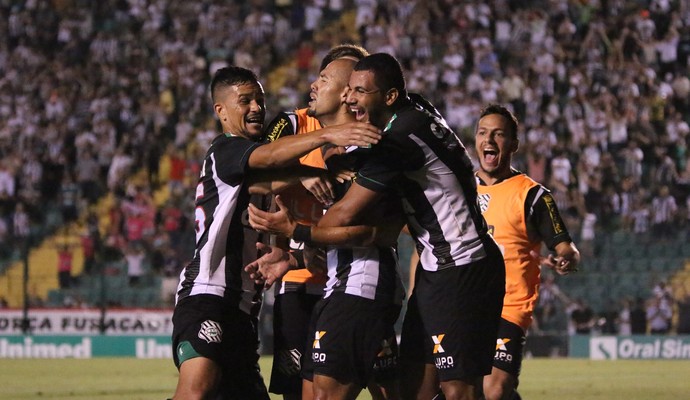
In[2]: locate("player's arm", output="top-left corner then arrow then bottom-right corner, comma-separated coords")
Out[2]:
248,187 -> 396,247
247,122 -> 382,169
246,164 -> 328,194
527,187 -> 581,275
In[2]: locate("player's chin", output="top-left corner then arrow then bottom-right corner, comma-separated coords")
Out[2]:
247,125 -> 264,140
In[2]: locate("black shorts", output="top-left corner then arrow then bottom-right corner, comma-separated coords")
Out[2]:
302,292 -> 401,388
493,318 -> 526,376
269,290 -> 321,395
400,241 -> 505,382
171,295 -> 269,400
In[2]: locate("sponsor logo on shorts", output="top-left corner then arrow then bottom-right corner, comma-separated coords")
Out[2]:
197,320 -> 223,344
496,338 -> 511,351
494,338 -> 513,363
432,334 -> 445,353
377,338 -> 394,357
435,355 -> 454,369
374,337 -> 397,370
313,331 -> 326,349
312,331 -> 327,363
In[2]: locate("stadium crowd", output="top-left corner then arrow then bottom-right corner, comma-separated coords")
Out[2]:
1,0 -> 690,334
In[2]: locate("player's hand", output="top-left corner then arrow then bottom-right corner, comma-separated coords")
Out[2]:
248,195 -> 296,237
244,243 -> 292,288
320,122 -> 381,147
301,175 -> 335,206
530,250 -> 578,275
332,169 -> 355,184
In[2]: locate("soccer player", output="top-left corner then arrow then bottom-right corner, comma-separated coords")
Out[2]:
263,43 -> 401,400
474,104 -> 580,400
248,53 -> 505,400
170,66 -> 381,400
255,46 -> 406,400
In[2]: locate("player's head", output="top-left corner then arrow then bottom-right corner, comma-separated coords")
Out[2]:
346,53 -> 406,128
475,104 -> 519,180
307,58 -> 358,123
210,66 -> 265,141
319,44 -> 369,72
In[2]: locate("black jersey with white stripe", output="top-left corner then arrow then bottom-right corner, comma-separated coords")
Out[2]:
322,145 -> 405,303
176,133 -> 264,317
356,98 -> 490,272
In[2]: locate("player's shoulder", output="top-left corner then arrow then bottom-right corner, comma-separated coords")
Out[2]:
264,108 -> 321,142
264,110 -> 300,142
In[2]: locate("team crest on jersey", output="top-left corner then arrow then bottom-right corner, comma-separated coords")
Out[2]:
198,320 -> 223,344
478,193 -> 491,213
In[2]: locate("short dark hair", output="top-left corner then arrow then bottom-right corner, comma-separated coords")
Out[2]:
319,44 -> 369,71
210,66 -> 259,102
479,104 -> 519,138
353,53 -> 406,97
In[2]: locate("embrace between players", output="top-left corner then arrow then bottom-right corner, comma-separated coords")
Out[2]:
169,44 -> 580,400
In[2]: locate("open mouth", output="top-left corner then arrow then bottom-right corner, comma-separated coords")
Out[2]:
351,107 -> 367,121
483,148 -> 498,165
246,115 -> 264,126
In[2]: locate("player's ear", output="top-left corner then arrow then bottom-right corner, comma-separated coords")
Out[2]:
340,86 -> 350,103
511,136 -> 519,153
214,102 -> 225,121
385,88 -> 399,106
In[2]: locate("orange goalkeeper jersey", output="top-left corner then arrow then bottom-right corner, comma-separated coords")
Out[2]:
264,108 -> 327,290
477,173 -> 542,330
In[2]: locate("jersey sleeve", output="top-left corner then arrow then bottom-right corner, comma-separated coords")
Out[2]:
212,137 -> 261,185
263,111 -> 297,143
355,115 -> 426,192
525,185 -> 573,250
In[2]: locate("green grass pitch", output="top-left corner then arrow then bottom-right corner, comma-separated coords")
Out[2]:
1,357 -> 688,399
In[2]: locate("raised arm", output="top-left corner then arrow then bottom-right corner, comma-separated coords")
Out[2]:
247,122 -> 381,169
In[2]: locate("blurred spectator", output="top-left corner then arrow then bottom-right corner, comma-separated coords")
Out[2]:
617,297 -> 633,335
57,244 -> 73,289
59,173 -> 80,226
646,295 -> 673,334
631,296 -> 648,334
651,185 -> 678,239
570,298 -> 595,335
535,273 -> 571,332
124,242 -> 146,286
674,280 -> 690,334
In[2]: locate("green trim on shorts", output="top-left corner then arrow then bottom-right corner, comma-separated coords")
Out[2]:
176,340 -> 201,365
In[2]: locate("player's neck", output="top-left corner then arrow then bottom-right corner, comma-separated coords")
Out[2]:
320,107 -> 356,127
477,167 -> 515,185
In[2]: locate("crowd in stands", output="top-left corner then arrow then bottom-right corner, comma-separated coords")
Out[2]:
1,0 -> 690,332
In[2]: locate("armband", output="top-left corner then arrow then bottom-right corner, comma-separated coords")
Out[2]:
292,224 -> 312,245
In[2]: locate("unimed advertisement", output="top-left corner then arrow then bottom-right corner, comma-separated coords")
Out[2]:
570,335 -> 690,359
0,335 -> 172,358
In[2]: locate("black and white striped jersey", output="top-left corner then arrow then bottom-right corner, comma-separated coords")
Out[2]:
356,98 -> 491,272
176,133 -> 264,317
323,145 -> 405,304
323,245 -> 405,304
